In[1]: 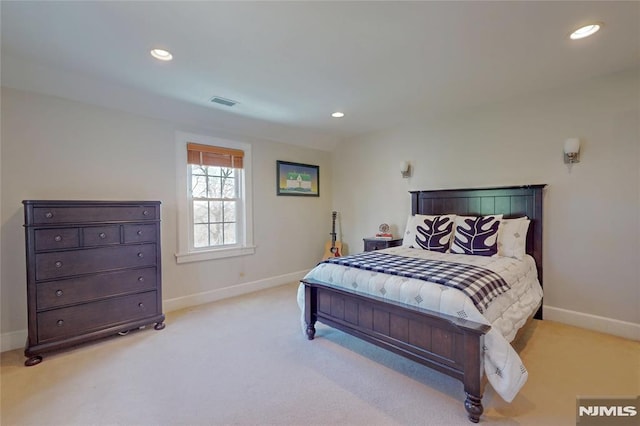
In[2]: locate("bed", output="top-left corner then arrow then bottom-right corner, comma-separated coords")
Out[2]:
299,185 -> 545,423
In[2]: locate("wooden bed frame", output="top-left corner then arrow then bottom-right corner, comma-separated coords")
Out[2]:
302,185 -> 545,423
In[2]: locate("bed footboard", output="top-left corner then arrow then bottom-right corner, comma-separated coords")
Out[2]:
303,279 -> 491,423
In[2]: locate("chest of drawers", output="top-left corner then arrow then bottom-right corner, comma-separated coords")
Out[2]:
23,200 -> 165,366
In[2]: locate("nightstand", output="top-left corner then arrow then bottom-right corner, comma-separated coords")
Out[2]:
363,238 -> 403,252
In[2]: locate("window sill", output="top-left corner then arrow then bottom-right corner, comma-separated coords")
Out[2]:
175,245 -> 256,264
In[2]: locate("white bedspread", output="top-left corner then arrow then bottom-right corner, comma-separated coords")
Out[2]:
297,246 -> 542,402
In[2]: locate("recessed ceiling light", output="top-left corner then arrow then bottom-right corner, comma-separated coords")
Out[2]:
331,112 -> 345,118
150,48 -> 173,61
569,23 -> 602,40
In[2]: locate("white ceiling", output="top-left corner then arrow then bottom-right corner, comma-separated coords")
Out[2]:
2,1 -> 638,150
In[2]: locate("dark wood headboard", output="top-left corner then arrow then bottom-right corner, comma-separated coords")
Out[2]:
410,185 -> 545,318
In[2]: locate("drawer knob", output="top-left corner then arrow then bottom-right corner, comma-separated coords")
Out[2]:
138,303 -> 145,309
137,252 -> 144,258
138,276 -> 144,282
56,320 -> 64,327
142,210 -> 149,216
137,230 -> 143,236
55,261 -> 63,268
99,232 -> 106,239
45,212 -> 53,219
55,290 -> 63,297
54,235 -> 62,242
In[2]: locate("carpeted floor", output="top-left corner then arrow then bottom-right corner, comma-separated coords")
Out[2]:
1,282 -> 638,425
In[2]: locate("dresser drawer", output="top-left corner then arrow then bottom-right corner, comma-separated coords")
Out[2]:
363,238 -> 403,252
37,291 -> 159,342
83,225 -> 120,246
37,267 -> 157,310
123,223 -> 157,243
35,228 -> 80,251
35,244 -> 157,280
32,205 -> 158,225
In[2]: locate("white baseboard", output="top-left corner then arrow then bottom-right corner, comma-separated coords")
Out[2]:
163,270 -> 308,313
0,270 -> 308,354
544,305 -> 640,341
0,329 -> 27,353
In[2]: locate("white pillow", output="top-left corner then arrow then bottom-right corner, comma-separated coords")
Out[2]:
402,214 -> 456,252
497,217 -> 530,260
402,214 -> 424,247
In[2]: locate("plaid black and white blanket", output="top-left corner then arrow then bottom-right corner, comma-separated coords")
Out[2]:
322,251 -> 510,312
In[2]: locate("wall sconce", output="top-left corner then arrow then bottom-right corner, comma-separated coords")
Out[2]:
564,138 -> 581,164
400,161 -> 411,178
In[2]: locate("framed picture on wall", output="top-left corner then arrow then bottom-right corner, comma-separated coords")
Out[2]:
276,160 -> 320,196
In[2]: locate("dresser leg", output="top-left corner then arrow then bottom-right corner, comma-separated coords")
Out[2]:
154,322 -> 165,330
24,355 -> 43,367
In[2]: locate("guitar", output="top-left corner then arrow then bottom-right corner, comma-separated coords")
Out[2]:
322,211 -> 343,260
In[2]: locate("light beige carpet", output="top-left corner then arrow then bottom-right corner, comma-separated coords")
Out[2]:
1,282 -> 638,425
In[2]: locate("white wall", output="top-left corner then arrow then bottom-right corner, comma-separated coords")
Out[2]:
332,70 -> 639,337
1,87 -> 332,349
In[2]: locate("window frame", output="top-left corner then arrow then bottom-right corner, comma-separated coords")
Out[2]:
175,131 -> 255,263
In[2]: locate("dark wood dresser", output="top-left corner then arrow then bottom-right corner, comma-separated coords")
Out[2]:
22,200 -> 165,366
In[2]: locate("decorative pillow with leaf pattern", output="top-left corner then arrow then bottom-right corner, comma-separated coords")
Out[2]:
451,215 -> 503,256
402,214 -> 456,252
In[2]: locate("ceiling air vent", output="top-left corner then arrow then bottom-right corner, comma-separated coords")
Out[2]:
209,96 -> 238,107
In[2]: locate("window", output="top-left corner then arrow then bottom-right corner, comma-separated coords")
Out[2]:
175,133 -> 254,263
188,143 -> 241,248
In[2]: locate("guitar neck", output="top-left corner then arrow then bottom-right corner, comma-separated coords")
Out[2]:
330,212 -> 338,246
